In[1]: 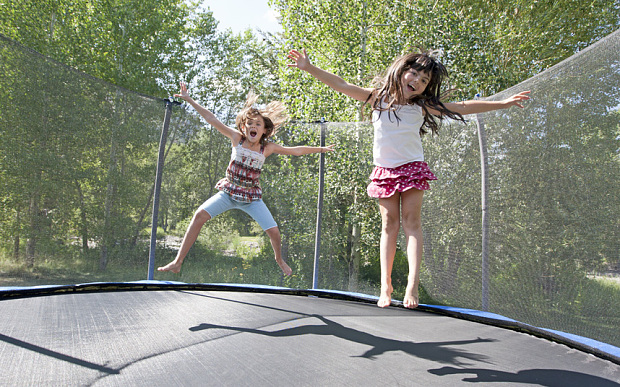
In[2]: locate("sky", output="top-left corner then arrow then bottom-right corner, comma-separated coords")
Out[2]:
200,0 -> 283,34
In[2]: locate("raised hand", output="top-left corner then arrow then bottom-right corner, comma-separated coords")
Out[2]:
174,81 -> 191,101
287,49 -> 312,71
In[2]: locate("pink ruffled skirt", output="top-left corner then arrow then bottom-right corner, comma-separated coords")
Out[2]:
367,161 -> 437,198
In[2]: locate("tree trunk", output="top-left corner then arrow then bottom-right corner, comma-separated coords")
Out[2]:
131,184 -> 154,247
348,220 -> 361,291
74,181 -> 89,251
100,136 -> 118,271
13,208 -> 20,261
26,192 -> 40,268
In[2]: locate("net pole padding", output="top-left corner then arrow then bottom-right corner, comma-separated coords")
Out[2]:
312,119 -> 327,289
475,107 -> 490,312
148,98 -> 181,280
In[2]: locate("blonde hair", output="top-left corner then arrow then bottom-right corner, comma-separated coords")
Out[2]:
235,92 -> 288,145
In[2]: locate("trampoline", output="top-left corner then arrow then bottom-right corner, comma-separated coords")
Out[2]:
1,282 -> 619,386
2,23 -> 620,387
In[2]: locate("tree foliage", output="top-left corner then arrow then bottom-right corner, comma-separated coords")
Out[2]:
272,0 -> 620,120
0,0 -> 193,96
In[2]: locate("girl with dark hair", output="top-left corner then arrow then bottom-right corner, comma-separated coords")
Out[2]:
288,49 -> 529,308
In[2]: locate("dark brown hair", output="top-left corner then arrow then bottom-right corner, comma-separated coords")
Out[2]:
368,49 -> 465,135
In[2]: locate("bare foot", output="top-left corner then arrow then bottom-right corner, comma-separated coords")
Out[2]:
403,285 -> 419,309
377,285 -> 393,308
157,261 -> 182,273
278,261 -> 293,276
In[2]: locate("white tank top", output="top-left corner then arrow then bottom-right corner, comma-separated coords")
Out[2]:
372,103 -> 425,168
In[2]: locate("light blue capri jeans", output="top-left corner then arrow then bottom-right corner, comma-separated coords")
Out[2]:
198,191 -> 277,231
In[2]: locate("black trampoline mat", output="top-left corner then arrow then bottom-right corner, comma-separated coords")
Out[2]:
1,289 -> 619,386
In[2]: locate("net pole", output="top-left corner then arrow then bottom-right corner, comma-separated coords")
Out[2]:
475,111 -> 490,311
312,119 -> 327,289
148,98 -> 179,280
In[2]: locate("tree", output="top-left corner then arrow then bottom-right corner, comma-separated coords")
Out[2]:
0,0 -> 192,96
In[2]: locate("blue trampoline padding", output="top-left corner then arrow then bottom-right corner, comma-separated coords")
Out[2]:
542,328 -> 620,359
428,304 -> 519,322
1,280 -> 618,364
0,283 -> 65,292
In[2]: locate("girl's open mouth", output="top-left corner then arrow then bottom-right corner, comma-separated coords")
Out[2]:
249,129 -> 258,138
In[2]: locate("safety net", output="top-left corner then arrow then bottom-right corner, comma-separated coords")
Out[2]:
0,29 -> 618,349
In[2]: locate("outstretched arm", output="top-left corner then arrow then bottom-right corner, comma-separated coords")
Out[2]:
175,82 -> 241,142
287,49 -> 374,103
265,143 -> 335,157
436,91 -> 531,116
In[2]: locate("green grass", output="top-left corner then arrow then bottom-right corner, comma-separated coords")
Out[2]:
0,245 -> 167,287
590,275 -> 620,289
0,238 -> 273,288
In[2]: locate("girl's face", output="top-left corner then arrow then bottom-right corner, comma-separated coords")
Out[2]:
243,115 -> 267,144
401,67 -> 431,99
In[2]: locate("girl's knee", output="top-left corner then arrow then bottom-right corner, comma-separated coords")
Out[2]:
192,209 -> 211,225
381,213 -> 400,233
401,215 -> 422,233
265,226 -> 281,239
